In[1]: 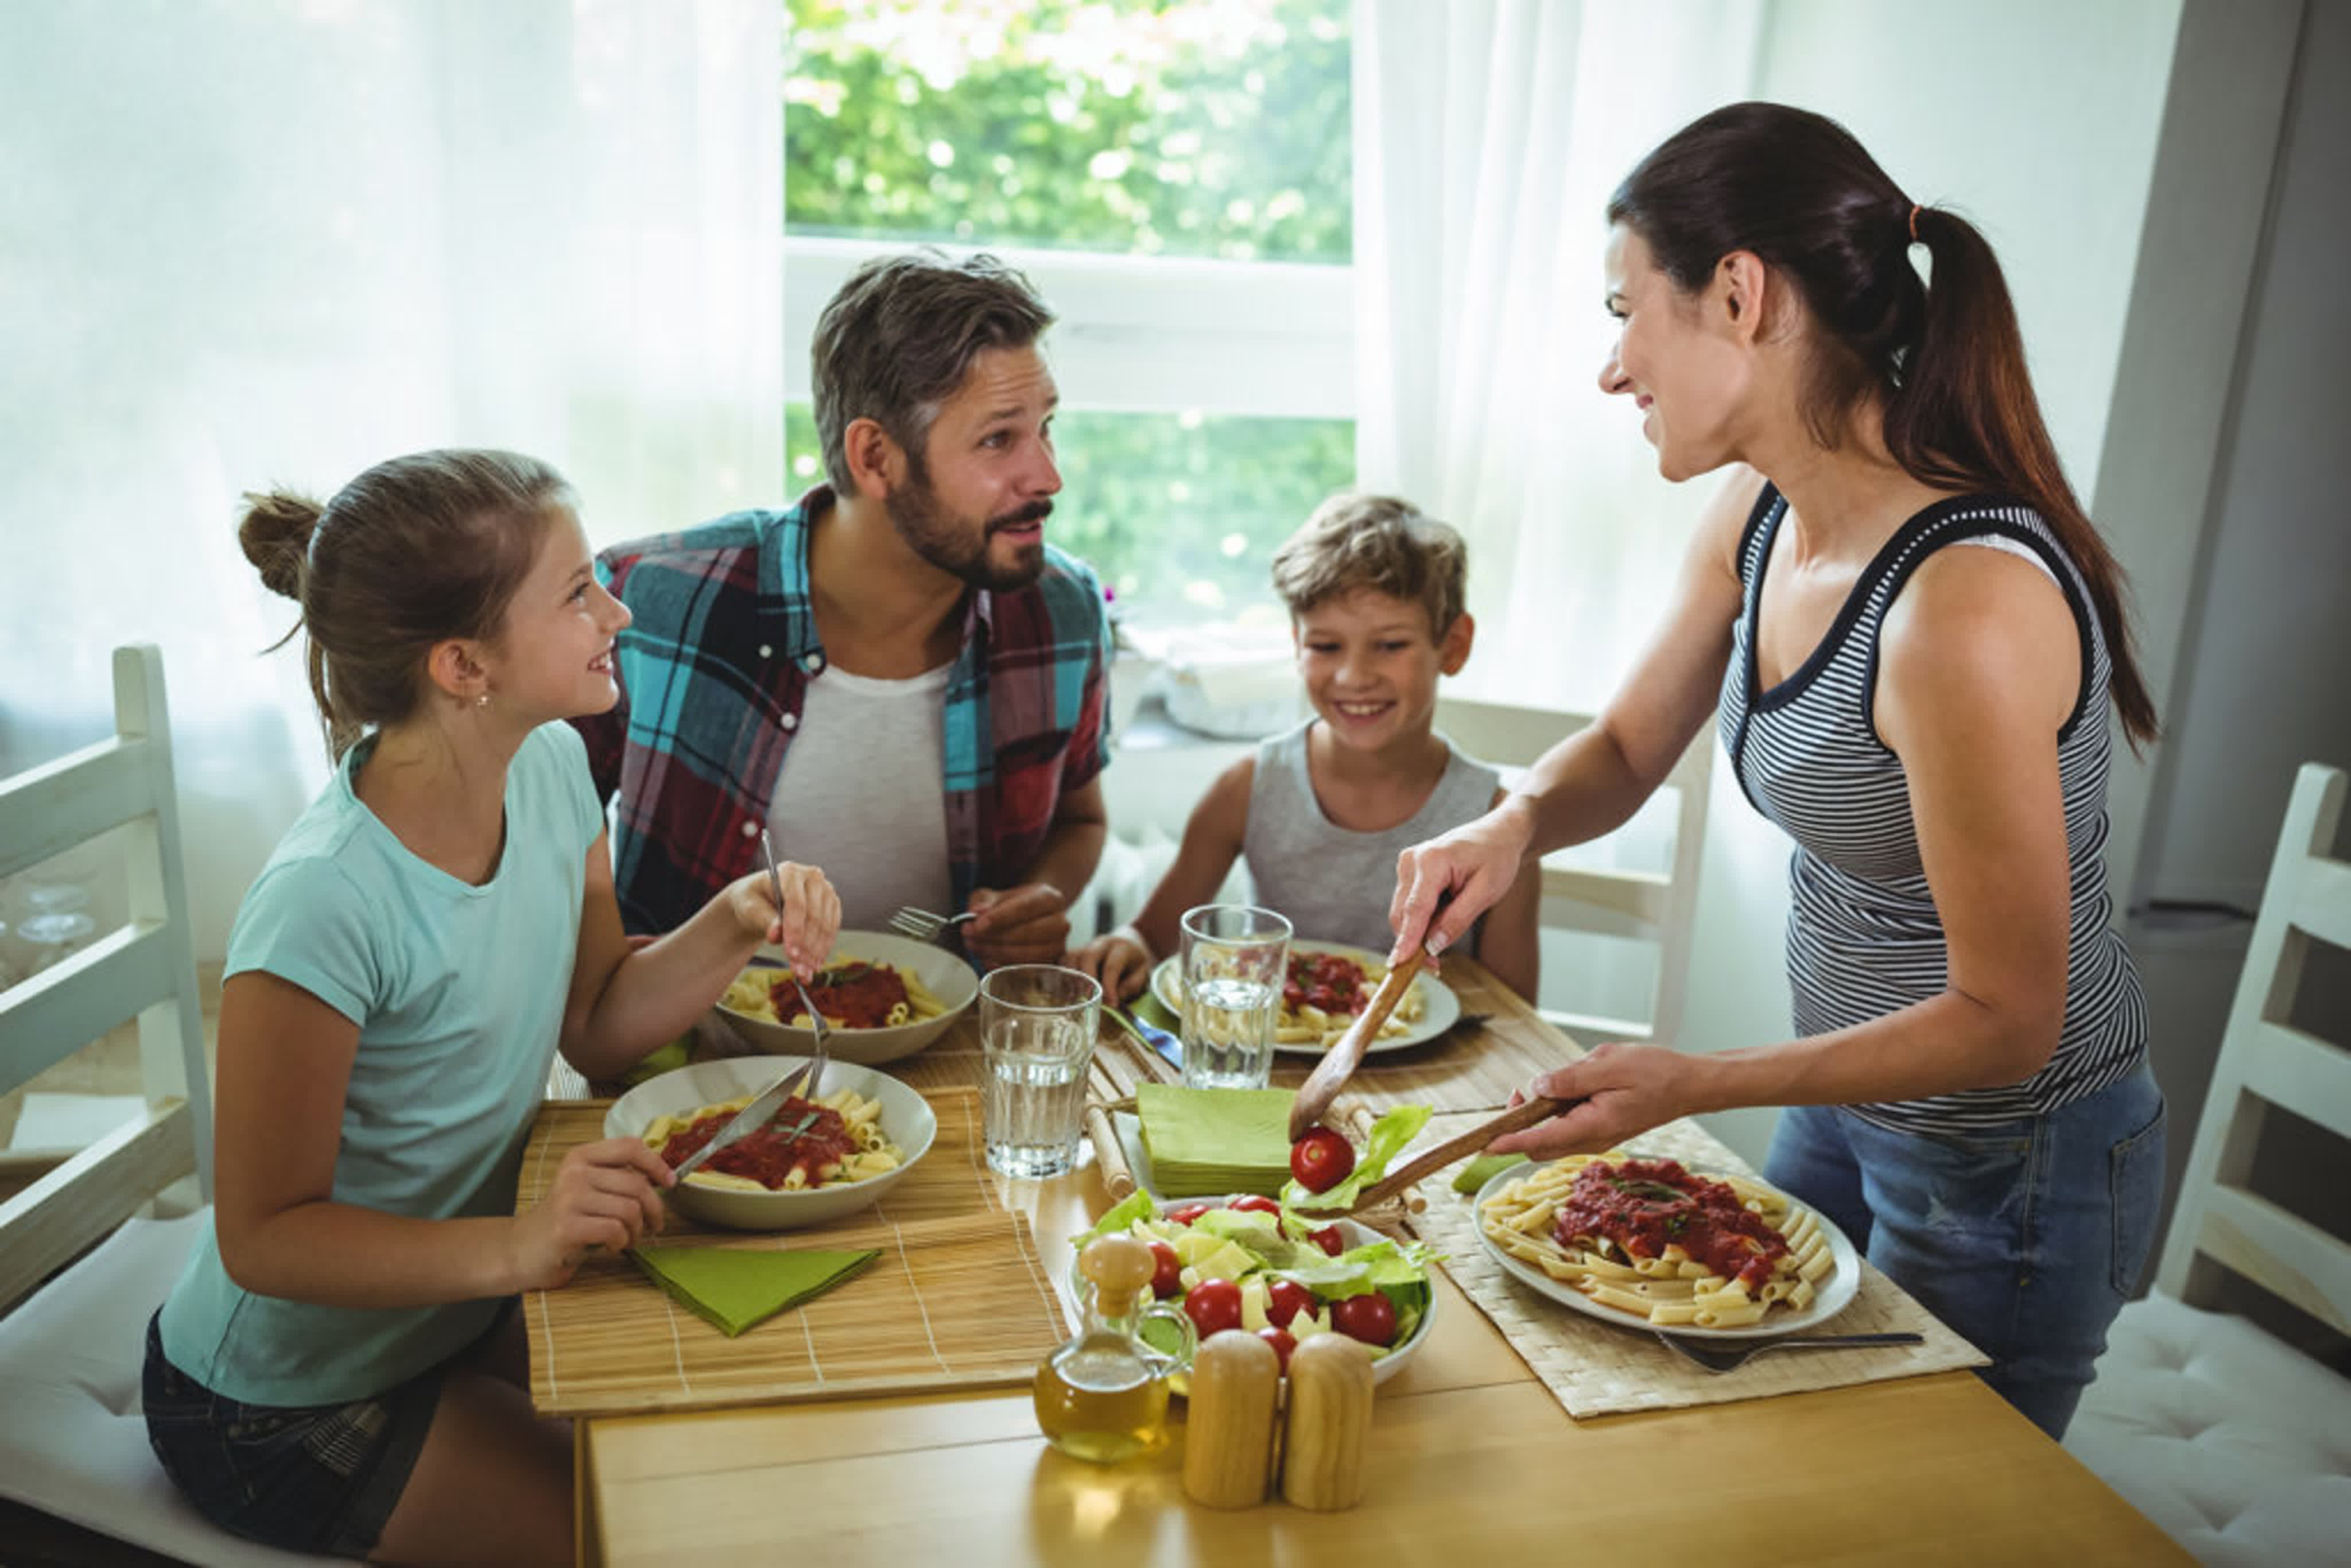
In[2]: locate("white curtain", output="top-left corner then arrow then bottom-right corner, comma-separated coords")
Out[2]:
0,1 -> 782,959
1352,0 -> 1766,712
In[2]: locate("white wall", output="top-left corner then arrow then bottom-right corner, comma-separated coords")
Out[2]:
1680,0 -> 2187,1165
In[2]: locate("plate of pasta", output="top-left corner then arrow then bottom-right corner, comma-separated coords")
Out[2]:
1472,1152 -> 1861,1340
1148,941 -> 1460,1056
606,1055 -> 938,1231
714,930 -> 979,1066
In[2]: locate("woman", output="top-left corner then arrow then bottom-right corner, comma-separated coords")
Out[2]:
1387,103 -> 2164,1438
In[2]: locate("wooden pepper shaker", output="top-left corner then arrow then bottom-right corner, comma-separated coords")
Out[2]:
1280,1332 -> 1374,1510
1181,1329 -> 1279,1508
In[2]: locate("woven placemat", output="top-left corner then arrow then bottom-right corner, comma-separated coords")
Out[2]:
518,1089 -> 1070,1418
1408,1112 -> 1989,1418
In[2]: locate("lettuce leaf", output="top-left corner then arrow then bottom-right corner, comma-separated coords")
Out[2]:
1076,1189 -> 1157,1247
1279,1103 -> 1433,1222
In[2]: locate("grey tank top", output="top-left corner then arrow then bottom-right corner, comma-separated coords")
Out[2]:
1718,485 -> 2146,1134
1242,719 -> 1502,955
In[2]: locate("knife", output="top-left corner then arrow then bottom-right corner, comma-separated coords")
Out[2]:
1107,1004 -> 1185,1072
670,1058 -> 818,1182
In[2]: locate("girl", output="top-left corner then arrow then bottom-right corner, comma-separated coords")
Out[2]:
1388,104 -> 2164,1438
144,449 -> 840,1562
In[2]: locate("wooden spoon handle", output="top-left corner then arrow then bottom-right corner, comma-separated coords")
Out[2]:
1343,1096 -> 1566,1214
1287,949 -> 1426,1142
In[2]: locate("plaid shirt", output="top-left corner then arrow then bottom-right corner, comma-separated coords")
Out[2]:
574,487 -> 1113,937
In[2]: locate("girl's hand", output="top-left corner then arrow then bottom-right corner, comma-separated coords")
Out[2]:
1388,804 -> 1536,970
1065,927 -> 1151,1004
511,1136 -> 674,1290
1484,1041 -> 1692,1159
730,863 -> 841,977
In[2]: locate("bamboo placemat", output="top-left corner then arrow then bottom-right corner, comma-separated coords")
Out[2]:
1405,1111 -> 1989,1418
517,1089 -> 1071,1418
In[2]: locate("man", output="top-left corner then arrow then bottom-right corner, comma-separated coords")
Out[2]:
575,250 -> 1111,967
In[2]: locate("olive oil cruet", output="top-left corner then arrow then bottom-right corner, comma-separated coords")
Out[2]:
1034,1232 -> 1196,1462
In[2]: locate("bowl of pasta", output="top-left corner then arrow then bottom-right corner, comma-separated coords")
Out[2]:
606,1055 -> 937,1231
1148,940 -> 1460,1055
713,930 -> 979,1066
1472,1152 -> 1860,1339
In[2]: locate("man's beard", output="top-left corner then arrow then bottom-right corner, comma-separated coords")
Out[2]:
887,457 -> 1052,592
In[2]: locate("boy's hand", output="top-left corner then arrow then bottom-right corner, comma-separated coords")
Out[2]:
512,1136 -> 673,1290
964,883 -> 1071,967
1065,927 -> 1151,1004
731,863 -> 840,977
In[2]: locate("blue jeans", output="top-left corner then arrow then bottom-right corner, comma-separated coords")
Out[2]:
1763,1063 -> 2166,1439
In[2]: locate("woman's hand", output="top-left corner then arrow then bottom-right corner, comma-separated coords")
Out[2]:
1484,1041 -> 1698,1160
729,862 -> 841,977
1064,926 -> 1152,1004
509,1136 -> 674,1290
1388,799 -> 1538,968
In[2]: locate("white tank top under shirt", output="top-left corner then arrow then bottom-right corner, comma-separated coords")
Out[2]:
1718,486 -> 2146,1136
768,660 -> 956,933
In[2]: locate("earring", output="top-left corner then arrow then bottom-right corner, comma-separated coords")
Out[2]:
476,692 -> 490,709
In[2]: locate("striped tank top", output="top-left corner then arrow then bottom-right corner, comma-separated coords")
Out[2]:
1718,485 -> 2146,1134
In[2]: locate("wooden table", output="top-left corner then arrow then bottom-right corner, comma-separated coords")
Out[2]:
553,960 -> 2186,1566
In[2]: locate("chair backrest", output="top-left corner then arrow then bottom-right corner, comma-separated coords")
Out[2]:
2155,762 -> 2351,1336
0,645 -> 212,1312
1435,695 -> 1712,1043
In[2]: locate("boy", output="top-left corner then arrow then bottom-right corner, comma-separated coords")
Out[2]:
1069,494 -> 1539,1000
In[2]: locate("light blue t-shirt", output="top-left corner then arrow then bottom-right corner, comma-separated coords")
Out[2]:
159,722 -> 604,1404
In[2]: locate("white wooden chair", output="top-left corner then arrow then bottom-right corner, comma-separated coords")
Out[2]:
2065,763 -> 2351,1566
0,644 -> 326,1564
1434,695 -> 1712,1042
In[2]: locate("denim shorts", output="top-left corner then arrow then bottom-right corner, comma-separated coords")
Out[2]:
1763,1062 -> 2166,1440
141,1305 -> 507,1557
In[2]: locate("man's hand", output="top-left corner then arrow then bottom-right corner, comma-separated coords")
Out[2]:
965,883 -> 1072,967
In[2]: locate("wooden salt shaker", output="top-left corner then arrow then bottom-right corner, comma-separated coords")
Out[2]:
1181,1329 -> 1279,1508
1279,1332 -> 1374,1511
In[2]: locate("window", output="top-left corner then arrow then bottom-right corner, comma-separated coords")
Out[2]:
782,0 -> 1355,628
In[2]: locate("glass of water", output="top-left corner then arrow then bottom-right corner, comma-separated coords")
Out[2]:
979,964 -> 1101,1179
1177,905 -> 1293,1090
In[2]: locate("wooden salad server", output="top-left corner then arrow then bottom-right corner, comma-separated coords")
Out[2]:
1287,948 -> 1427,1142
1339,1095 -> 1572,1215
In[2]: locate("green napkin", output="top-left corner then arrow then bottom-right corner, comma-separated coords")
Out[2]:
1135,990 -> 1181,1035
1137,1083 -> 1297,1198
631,1244 -> 878,1337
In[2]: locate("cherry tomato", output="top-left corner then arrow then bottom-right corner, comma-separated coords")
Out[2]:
1227,1194 -> 1282,1215
1332,1291 -> 1398,1348
1265,1278 -> 1316,1330
1147,1241 -> 1182,1299
1183,1278 -> 1243,1338
1165,1203 -> 1210,1227
1257,1327 -> 1297,1373
1289,1128 -> 1356,1193
1306,1224 -> 1347,1257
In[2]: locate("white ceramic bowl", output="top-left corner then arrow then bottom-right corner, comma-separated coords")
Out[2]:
1074,1196 -> 1436,1386
606,1055 -> 936,1232
712,930 -> 979,1066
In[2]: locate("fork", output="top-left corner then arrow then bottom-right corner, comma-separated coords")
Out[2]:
1654,1330 -> 1922,1373
886,905 -> 978,944
759,828 -> 831,1097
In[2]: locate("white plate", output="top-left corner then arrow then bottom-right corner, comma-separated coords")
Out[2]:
712,930 -> 979,1066
1077,1196 -> 1436,1385
1147,940 -> 1461,1057
1470,1160 -> 1862,1340
606,1055 -> 937,1232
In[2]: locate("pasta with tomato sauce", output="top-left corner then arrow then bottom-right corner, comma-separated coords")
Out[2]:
1271,950 -> 1424,1050
719,956 -> 946,1030
1477,1153 -> 1835,1328
642,1086 -> 905,1192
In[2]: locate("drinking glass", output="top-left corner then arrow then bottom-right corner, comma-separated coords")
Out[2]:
1177,904 -> 1292,1090
979,964 -> 1101,1179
